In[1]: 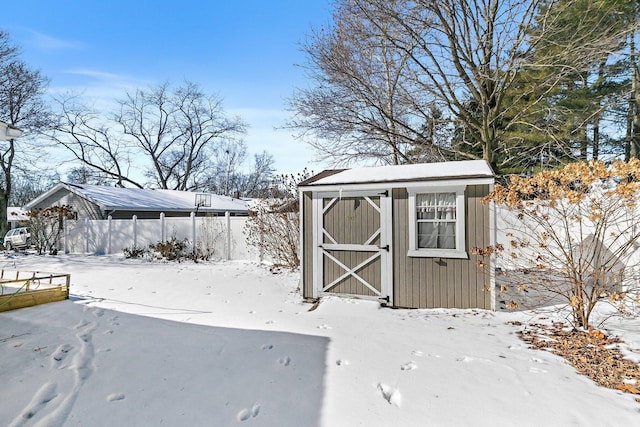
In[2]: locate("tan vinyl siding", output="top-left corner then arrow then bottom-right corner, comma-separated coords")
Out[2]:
302,191 -> 314,299
392,185 -> 491,309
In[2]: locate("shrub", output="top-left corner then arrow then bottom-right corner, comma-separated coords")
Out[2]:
28,205 -> 75,255
474,160 -> 640,329
150,236 -> 189,261
193,219 -> 225,261
123,245 -> 149,259
245,170 -> 312,269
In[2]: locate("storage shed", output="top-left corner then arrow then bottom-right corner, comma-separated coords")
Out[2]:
298,160 -> 496,310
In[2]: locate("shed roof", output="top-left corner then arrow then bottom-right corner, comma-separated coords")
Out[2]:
24,183 -> 249,213
299,160 -> 494,187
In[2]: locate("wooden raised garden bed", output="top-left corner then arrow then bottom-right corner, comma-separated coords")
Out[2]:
0,270 -> 70,312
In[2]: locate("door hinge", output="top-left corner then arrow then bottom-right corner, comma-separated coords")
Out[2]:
378,190 -> 389,197
379,244 -> 389,252
378,295 -> 390,303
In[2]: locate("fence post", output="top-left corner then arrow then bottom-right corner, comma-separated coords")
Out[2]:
160,212 -> 165,242
84,218 -> 89,254
190,212 -> 196,253
225,211 -> 231,261
108,215 -> 113,254
63,216 -> 68,254
133,215 -> 138,248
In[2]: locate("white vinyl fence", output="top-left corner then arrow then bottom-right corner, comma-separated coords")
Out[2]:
61,212 -> 258,261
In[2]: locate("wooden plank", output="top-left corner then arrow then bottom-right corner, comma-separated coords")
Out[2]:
393,190 -> 407,307
420,259 -> 427,309
467,185 -> 478,308
303,192 -> 314,298
449,259 -> 464,308
430,258 -> 437,308
440,258 -> 448,308
461,186 -> 472,309
479,185 -> 492,309
0,286 -> 69,312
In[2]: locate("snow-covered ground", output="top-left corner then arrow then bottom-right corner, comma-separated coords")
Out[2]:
1,254 -> 639,426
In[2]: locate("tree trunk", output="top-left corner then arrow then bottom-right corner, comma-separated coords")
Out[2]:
631,32 -> 640,159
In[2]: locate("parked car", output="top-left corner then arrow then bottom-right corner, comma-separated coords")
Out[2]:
4,227 -> 31,250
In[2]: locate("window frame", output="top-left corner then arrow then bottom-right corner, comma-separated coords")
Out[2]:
407,185 -> 467,259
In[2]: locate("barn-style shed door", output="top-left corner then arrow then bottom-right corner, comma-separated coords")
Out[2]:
313,190 -> 392,304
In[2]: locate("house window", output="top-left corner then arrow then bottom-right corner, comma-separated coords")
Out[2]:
407,186 -> 467,258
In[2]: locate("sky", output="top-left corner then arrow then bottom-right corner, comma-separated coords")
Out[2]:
0,0 -> 333,176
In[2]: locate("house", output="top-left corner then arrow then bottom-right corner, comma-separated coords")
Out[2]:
6,207 -> 30,229
24,183 -> 249,220
0,120 -> 22,141
298,160 -> 496,310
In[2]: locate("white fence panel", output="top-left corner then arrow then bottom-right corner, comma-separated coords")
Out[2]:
109,218 -> 136,253
62,214 -> 258,261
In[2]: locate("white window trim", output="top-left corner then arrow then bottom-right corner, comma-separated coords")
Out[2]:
407,185 -> 467,259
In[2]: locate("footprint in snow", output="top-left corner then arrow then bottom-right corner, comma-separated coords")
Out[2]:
336,359 -> 349,366
411,350 -> 424,357
377,383 -> 402,407
261,344 -> 273,350
237,404 -> 260,421
107,393 -> 125,402
278,356 -> 291,366
15,382 -> 58,422
317,324 -> 332,330
400,361 -> 417,371
52,344 -> 73,363
265,320 -> 276,325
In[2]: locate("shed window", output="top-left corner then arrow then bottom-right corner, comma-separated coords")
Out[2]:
408,186 -> 467,258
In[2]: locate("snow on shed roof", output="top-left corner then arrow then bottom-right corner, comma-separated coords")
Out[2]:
25,183 -> 249,213
300,160 -> 494,187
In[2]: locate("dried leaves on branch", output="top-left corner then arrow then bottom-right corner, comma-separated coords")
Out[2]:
474,160 -> 640,329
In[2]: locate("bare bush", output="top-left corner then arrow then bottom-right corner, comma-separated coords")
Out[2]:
474,160 -> 640,328
245,170 -> 312,269
150,237 -> 189,261
28,205 -> 75,255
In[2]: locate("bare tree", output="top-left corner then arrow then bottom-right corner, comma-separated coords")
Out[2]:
287,0 -> 439,166
0,31 -> 50,234
50,94 -> 140,187
65,166 -> 111,185
50,81 -> 250,191
10,172 -> 59,206
201,140 -> 275,197
116,81 -> 247,190
291,0 -> 637,173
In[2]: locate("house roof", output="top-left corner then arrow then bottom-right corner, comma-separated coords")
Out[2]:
0,120 -> 23,141
6,207 -> 29,222
299,160 -> 494,187
24,183 -> 249,213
